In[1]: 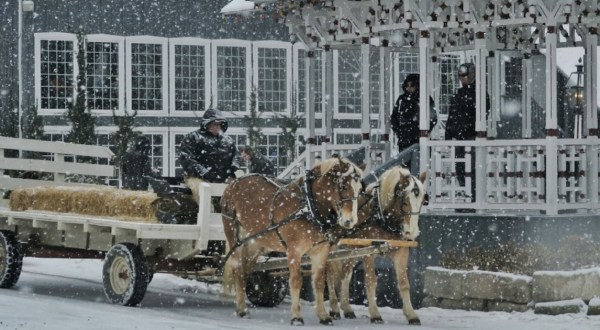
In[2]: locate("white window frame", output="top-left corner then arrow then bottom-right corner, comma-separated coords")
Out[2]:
292,43 -> 324,118
169,127 -> 195,177
135,127 -> 169,177
86,34 -> 126,116
125,36 -> 169,116
252,40 -> 292,115
211,39 -> 252,117
169,38 -> 211,117
35,32 -> 78,115
334,127 -> 363,145
333,48 -> 363,120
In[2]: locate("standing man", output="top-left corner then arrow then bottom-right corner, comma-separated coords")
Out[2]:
445,63 -> 489,206
240,145 -> 275,176
178,109 -> 240,203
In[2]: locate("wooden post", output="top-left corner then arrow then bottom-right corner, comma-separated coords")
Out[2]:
361,40 -> 372,172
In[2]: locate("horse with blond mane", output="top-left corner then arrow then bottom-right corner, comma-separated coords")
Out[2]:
327,166 -> 427,324
220,156 -> 363,325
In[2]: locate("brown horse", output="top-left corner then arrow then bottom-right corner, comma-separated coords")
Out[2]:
327,167 -> 427,324
220,157 -> 363,325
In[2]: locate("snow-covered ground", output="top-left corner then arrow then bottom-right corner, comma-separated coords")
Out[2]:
1,258 -> 599,330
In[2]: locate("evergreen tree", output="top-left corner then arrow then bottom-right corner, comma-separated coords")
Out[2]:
66,32 -> 96,146
242,86 -> 264,148
111,109 -> 138,169
276,83 -> 302,166
22,104 -> 45,140
0,93 -> 18,138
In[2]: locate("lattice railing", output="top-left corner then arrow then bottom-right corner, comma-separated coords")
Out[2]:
426,139 -> 598,214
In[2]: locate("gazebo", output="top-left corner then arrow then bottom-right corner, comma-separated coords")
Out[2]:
225,0 -> 600,216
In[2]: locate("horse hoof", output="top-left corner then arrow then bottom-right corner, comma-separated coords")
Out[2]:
329,311 -> 341,320
344,312 -> 356,319
371,316 -> 384,324
408,318 -> 421,325
290,317 -> 304,326
319,317 -> 333,325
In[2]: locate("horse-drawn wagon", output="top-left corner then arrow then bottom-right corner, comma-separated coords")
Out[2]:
0,137 -> 423,325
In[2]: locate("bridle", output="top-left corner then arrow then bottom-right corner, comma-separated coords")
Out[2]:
303,167 -> 362,231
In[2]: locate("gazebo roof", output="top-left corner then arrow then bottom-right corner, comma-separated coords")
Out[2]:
223,0 -> 598,52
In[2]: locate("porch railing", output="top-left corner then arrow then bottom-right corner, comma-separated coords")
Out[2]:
426,138 -> 599,215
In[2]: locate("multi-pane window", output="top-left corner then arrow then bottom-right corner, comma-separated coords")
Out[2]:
40,40 -> 75,110
439,55 -> 461,115
174,44 -> 206,112
297,49 -> 323,113
397,52 -> 419,99
370,49 -> 382,114
257,47 -> 287,112
216,45 -> 247,112
86,41 -> 119,111
335,133 -> 362,144
337,49 -> 362,114
142,133 -> 164,174
254,134 -> 286,175
130,43 -> 164,111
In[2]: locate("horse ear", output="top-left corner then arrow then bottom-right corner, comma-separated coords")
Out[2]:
419,171 -> 428,184
358,163 -> 367,171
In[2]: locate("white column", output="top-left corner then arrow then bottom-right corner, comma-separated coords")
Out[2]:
361,39 -> 372,172
322,47 -> 334,161
585,28 -> 598,136
380,46 -> 391,161
18,0 -> 23,142
474,29 -> 488,208
418,30 -> 431,176
585,27 -> 599,207
545,24 -> 559,215
305,49 -> 316,169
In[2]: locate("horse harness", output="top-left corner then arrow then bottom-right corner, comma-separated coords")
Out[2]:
220,169 -> 359,270
349,175 -> 424,237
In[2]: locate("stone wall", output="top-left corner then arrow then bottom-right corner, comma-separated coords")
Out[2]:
422,267 -> 600,315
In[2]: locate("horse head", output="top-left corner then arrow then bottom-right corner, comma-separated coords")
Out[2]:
312,156 -> 364,229
379,167 -> 428,240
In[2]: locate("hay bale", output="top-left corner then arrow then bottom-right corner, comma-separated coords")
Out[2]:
9,186 -> 160,223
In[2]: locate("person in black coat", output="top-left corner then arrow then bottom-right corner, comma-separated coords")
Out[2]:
179,109 -> 240,202
445,63 -> 490,205
240,145 -> 275,176
121,135 -> 159,190
391,73 -> 437,152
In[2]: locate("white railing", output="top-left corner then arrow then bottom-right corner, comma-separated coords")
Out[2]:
426,138 -> 598,214
277,143 -> 387,180
0,137 -> 115,195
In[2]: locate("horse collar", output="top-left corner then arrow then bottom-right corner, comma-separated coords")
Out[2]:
302,169 -> 336,232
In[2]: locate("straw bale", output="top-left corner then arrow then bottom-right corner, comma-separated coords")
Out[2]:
9,186 -> 160,223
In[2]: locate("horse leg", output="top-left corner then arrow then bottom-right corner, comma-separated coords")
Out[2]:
339,259 -> 357,319
287,249 -> 305,325
326,260 -> 341,320
310,244 -> 333,325
231,246 -> 250,318
363,255 -> 383,323
392,248 -> 420,325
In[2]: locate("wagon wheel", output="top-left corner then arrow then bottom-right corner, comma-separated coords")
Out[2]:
246,271 -> 288,307
102,243 -> 149,306
0,230 -> 23,289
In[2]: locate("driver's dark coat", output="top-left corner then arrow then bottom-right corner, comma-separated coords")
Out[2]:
178,110 -> 239,183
